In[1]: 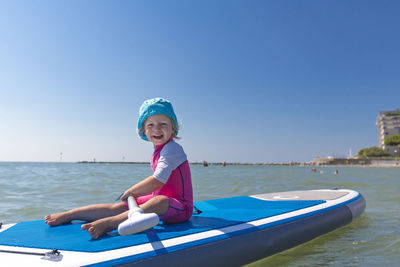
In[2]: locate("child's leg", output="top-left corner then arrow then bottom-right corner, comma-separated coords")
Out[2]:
81,210 -> 129,239
142,196 -> 192,224
139,195 -> 169,215
80,196 -> 168,239
80,196 -> 171,239
45,202 -> 127,226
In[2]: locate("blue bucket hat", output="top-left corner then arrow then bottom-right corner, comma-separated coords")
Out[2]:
137,98 -> 178,141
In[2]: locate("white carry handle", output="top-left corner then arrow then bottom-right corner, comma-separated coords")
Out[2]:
127,196 -> 143,217
127,196 -> 137,209
118,196 -> 159,236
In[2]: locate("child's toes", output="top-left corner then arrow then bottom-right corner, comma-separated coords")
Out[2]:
81,223 -> 91,230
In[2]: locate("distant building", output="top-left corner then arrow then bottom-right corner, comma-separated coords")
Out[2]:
376,109 -> 400,156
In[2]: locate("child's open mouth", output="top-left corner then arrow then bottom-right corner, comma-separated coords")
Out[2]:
153,135 -> 163,140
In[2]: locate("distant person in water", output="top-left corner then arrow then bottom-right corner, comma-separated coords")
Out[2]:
45,98 -> 193,239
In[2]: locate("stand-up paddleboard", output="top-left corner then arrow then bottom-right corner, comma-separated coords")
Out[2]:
0,189 -> 365,266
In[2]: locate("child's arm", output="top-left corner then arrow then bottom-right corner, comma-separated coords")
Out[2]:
120,176 -> 164,201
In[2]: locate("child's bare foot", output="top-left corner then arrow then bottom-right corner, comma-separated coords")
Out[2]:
81,218 -> 117,239
45,212 -> 72,226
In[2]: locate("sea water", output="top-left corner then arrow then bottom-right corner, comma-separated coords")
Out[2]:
0,162 -> 399,266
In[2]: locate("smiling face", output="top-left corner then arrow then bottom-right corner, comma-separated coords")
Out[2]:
143,114 -> 174,146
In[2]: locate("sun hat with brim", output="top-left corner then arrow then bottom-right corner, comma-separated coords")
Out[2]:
137,98 -> 178,141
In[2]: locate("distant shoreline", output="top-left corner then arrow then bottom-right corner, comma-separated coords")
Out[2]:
77,161 -> 400,167
0,160 -> 397,167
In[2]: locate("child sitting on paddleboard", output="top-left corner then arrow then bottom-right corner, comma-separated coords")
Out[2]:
45,98 -> 193,239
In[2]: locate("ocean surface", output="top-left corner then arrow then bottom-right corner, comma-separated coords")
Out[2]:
0,162 -> 399,266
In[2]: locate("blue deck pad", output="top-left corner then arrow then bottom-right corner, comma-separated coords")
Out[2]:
0,196 -> 325,252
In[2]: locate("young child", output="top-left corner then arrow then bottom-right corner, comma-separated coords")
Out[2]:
45,98 -> 193,239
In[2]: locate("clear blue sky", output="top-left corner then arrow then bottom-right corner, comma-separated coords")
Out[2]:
1,0 -> 399,163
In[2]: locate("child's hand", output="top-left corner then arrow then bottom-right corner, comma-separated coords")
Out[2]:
120,190 -> 133,202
